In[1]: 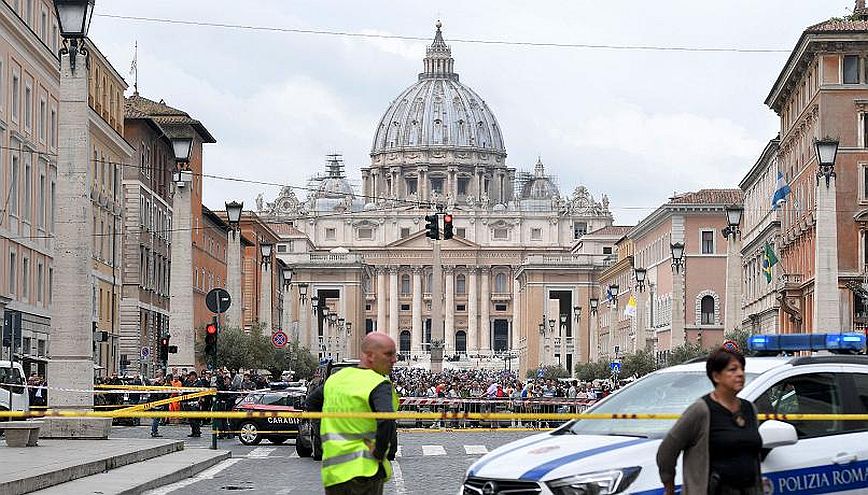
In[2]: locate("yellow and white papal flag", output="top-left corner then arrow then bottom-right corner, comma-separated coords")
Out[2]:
623,294 -> 637,318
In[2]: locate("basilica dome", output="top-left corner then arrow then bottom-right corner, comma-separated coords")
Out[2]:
371,22 -> 505,156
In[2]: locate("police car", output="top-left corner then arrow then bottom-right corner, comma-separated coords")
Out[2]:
231,388 -> 306,445
461,333 -> 868,495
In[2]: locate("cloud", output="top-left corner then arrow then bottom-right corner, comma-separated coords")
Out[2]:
352,29 -> 427,60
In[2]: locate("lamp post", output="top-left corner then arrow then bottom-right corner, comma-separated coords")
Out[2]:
589,297 -> 600,360
224,201 -> 243,328
48,0 -> 102,428
721,204 -> 744,335
282,267 -> 294,342
259,242 -> 274,331
634,268 -> 647,292
608,284 -> 619,307
632,266 -> 647,353
814,137 -> 842,332
670,241 -> 686,346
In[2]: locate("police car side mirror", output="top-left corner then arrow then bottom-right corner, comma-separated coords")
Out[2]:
759,420 -> 798,449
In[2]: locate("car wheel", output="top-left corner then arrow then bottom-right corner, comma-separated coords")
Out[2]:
296,436 -> 313,457
268,437 -> 288,445
238,421 -> 262,445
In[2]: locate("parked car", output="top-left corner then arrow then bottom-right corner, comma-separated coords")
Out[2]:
231,389 -> 307,446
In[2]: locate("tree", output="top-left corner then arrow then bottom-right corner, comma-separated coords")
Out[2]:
272,340 -> 318,380
620,349 -> 657,378
725,328 -> 752,355
667,341 -> 708,366
203,324 -> 317,378
526,364 -> 570,380
574,360 -> 610,382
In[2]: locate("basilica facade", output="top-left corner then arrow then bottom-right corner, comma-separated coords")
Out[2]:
259,23 -> 620,374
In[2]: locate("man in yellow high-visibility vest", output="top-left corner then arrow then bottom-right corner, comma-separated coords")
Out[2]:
320,333 -> 398,495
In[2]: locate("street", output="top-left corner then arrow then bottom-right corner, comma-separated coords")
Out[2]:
111,424 -> 537,495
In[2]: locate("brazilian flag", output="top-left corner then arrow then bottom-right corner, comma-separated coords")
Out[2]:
762,242 -> 779,283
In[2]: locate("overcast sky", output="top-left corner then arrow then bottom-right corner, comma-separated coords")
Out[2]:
88,1 -> 852,225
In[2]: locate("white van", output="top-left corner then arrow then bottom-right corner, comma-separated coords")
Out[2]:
0,361 -> 29,413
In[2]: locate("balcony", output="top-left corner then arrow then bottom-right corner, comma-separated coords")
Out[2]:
280,252 -> 365,267
491,292 -> 511,302
522,254 -> 603,267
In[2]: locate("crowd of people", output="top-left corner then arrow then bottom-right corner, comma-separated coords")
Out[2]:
390,368 -> 615,401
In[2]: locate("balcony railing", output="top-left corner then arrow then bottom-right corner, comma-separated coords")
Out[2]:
522,254 -> 604,266
281,253 -> 364,265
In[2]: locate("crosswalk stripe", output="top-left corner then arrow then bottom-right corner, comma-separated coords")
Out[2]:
247,446 -> 276,458
422,445 -> 447,456
464,445 -> 488,455
288,450 -> 299,458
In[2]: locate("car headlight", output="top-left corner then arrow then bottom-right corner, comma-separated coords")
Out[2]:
547,467 -> 641,495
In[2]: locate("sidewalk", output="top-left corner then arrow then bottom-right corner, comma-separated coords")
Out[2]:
0,438 -> 184,494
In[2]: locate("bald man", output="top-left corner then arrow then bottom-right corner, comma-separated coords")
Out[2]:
319,333 -> 399,494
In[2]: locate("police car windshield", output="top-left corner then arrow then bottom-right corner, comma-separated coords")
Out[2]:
566,371 -> 757,438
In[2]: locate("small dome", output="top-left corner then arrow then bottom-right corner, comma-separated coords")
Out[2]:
493,203 -> 507,211
319,177 -> 354,198
330,247 -> 350,254
520,158 -> 559,199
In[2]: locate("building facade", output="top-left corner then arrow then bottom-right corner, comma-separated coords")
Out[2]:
259,24 -> 619,374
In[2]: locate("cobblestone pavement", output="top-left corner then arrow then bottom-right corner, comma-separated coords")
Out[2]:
112,424 -> 541,494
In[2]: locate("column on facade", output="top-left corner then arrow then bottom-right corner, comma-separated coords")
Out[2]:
299,290 -> 311,350
389,167 -> 400,198
411,267 -> 423,354
447,166 -> 457,200
389,267 -> 400,343
480,267 -> 491,352
671,265 -> 686,347
467,267 -> 478,352
444,266 -> 455,353
377,268 -> 387,333
475,167 -> 485,199
283,285 -> 295,337
260,262 -> 273,331
361,169 -> 370,201
168,181 -> 194,369
814,173 -> 841,331
493,170 -> 503,204
512,278 -> 521,352
371,169 -> 380,199
724,234 -> 743,334
417,166 -> 428,202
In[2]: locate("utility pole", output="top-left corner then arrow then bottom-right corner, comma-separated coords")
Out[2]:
430,237 -> 444,372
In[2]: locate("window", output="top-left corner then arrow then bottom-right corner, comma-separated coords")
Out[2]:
755,373 -> 843,439
400,227 -> 410,239
325,228 -> 336,240
457,304 -> 466,312
0,60 -> 4,111
400,274 -> 411,295
456,274 -> 466,294
357,227 -> 373,240
430,177 -> 444,194
21,257 -> 29,299
10,153 -> 19,216
12,73 -> 19,121
23,158 -> 31,222
700,295 -> 715,325
48,267 -> 52,304
39,98 -> 46,140
36,262 -> 43,303
701,230 -> 714,254
456,228 -> 466,238
493,228 -> 508,240
9,251 -> 16,295
24,84 -> 31,129
400,304 -> 410,311
844,55 -> 860,84
457,177 -> 469,196
531,228 -> 542,240
406,178 -> 417,195
603,246 -> 613,255
276,244 -> 287,253
37,173 -> 44,228
845,373 -> 868,432
573,222 -> 587,239
495,304 -> 507,311
495,273 -> 508,293
50,108 -> 56,147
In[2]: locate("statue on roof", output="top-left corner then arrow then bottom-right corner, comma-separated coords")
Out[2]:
255,193 -> 265,212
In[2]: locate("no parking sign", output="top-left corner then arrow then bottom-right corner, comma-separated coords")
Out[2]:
271,330 -> 288,349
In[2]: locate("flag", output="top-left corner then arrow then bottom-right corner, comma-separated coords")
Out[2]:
771,171 -> 791,210
623,294 -> 637,318
762,242 -> 779,283
606,286 -> 615,305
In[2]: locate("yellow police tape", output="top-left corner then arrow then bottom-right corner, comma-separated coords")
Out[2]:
113,389 -> 215,413
1,409 -> 867,421
94,384 -> 210,392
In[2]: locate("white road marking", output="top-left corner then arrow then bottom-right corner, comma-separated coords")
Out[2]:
246,446 -> 277,458
395,446 -> 402,458
142,458 -> 242,495
464,445 -> 488,455
391,460 -> 407,495
422,445 -> 447,456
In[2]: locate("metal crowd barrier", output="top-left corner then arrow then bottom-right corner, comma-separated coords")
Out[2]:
396,397 -> 596,429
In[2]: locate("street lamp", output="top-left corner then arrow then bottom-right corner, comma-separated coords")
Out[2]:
815,137 -> 839,186
328,312 -> 338,326
225,201 -> 243,230
589,298 -> 599,315
721,204 -> 743,239
574,305 -> 582,322
559,313 -> 568,331
538,322 -> 545,335
670,242 -> 685,273
608,284 -> 619,306
260,242 -> 273,267
298,283 -> 308,304
54,0 -> 95,71
311,295 -> 319,314
282,267 -> 293,290
634,267 -> 647,292
322,306 -> 330,318
548,318 -> 556,332
346,321 -> 352,336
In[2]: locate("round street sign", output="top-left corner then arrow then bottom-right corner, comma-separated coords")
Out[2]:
271,330 -> 288,349
206,288 -> 232,314
141,346 -> 150,360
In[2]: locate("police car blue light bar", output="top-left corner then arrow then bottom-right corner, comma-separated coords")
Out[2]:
747,333 -> 866,354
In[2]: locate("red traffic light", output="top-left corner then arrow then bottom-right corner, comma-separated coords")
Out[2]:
160,337 -> 169,346
206,323 -> 217,335
444,214 -> 453,223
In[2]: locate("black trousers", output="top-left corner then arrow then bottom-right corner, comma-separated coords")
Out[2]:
324,466 -> 386,495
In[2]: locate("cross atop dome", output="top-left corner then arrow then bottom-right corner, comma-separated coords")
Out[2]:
420,20 -> 458,81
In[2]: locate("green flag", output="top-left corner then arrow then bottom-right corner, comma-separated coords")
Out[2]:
762,242 -> 779,283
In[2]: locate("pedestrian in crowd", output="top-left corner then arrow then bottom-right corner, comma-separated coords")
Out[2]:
320,332 -> 398,495
150,374 -> 170,437
184,371 -> 202,437
215,373 -> 233,439
168,373 -> 183,424
656,346 -> 762,495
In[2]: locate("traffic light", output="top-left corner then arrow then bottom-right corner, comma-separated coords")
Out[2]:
424,214 -> 439,240
442,213 -> 454,240
204,316 -> 218,364
159,335 -> 170,362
